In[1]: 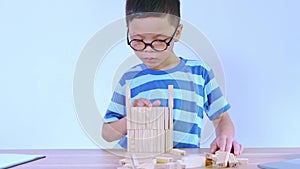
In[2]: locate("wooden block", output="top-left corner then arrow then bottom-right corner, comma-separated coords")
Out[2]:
149,129 -> 154,153
164,107 -> 169,129
145,129 -> 153,153
156,130 -> 160,153
170,149 -> 186,156
151,107 -> 165,129
161,108 -> 166,129
135,107 -> 140,129
127,130 -> 135,152
205,158 -> 213,167
136,162 -> 154,169
204,152 -> 217,167
137,107 -> 145,129
228,153 -> 239,168
168,85 -> 174,130
130,154 -> 139,167
142,129 -> 146,153
144,107 -> 151,129
126,85 -> 131,130
149,107 -> 155,129
158,108 -> 164,130
237,158 -> 249,165
145,108 -> 155,129
154,130 -> 158,153
142,107 -> 146,129
162,130 -> 166,153
182,155 -> 206,168
127,110 -> 131,130
166,162 -> 177,169
148,130 -> 153,153
176,160 -> 186,169
154,108 -> 159,130
158,130 -> 162,153
140,107 -> 145,129
168,85 -> 174,109
204,152 -> 215,159
133,130 -> 138,153
154,163 -> 167,169
126,85 -> 131,107
159,130 -> 165,153
138,130 -> 143,153
169,130 -> 173,152
155,157 -> 173,164
214,151 -> 230,168
165,129 -> 173,152
130,107 -> 136,129
169,108 -> 173,130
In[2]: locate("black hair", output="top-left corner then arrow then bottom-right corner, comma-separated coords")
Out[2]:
126,0 -> 181,26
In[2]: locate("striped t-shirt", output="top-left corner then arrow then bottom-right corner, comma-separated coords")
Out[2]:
103,57 -> 230,148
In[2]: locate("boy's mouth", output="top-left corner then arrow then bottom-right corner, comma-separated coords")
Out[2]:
143,57 -> 156,63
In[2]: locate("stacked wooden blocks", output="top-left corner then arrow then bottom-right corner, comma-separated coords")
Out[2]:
126,85 -> 174,153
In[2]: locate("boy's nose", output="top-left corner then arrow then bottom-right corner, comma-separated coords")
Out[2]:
143,44 -> 154,52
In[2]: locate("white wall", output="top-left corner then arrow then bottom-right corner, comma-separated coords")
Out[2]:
0,0 -> 299,149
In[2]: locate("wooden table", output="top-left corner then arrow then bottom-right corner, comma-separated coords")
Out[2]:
1,148 -> 300,169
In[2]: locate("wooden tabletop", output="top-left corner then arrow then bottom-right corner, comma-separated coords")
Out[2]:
1,148 -> 300,169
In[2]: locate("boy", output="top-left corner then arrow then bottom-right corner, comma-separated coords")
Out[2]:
102,0 -> 243,155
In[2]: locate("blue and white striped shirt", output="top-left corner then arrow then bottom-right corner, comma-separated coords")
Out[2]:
103,57 -> 230,148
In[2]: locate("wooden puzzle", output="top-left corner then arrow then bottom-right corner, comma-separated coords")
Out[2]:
121,85 -> 248,168
118,149 -> 248,169
126,85 -> 174,153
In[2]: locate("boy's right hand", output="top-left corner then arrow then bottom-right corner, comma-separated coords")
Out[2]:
131,98 -> 161,107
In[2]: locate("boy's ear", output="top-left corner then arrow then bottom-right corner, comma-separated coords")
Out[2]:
174,24 -> 183,42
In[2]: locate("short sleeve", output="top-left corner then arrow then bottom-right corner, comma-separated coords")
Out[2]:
203,69 -> 230,120
103,79 -> 127,123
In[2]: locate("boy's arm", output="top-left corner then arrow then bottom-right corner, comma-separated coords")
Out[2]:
102,118 -> 127,142
211,112 -> 243,155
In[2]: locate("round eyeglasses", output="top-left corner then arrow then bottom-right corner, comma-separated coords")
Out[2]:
127,26 -> 178,52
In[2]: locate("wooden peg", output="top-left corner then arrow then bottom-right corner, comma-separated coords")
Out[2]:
168,85 -> 174,130
126,85 -> 131,129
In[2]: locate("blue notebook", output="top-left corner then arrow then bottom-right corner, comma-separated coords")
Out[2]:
258,158 -> 300,169
0,154 -> 45,169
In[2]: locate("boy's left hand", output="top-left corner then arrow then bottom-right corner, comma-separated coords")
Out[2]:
210,135 -> 244,155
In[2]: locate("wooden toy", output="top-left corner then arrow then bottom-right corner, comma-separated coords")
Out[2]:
126,85 -> 174,153
121,85 -> 248,169
236,157 -> 249,165
228,153 -> 239,167
170,149 -> 186,156
213,151 -> 230,168
204,150 -> 248,168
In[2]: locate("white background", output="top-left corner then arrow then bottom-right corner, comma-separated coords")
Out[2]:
0,0 -> 299,149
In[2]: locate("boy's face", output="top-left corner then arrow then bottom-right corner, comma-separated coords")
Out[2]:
127,16 -> 182,70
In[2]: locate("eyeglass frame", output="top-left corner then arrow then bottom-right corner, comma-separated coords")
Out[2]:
126,25 -> 179,52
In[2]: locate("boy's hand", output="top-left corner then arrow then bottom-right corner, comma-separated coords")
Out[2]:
211,112 -> 244,155
131,98 -> 161,107
210,135 -> 244,155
